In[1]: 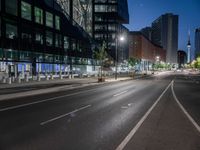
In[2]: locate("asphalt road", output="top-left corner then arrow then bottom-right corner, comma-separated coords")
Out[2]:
0,72 -> 200,150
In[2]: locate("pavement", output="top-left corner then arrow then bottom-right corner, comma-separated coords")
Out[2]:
0,73 -> 148,101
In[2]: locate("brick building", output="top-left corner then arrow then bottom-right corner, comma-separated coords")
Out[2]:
129,31 -> 166,71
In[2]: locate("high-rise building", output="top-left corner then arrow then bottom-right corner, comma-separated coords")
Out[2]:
0,0 -> 95,79
151,13 -> 178,64
195,28 -> 200,58
92,0 -> 129,63
0,0 -> 130,81
177,50 -> 187,68
140,27 -> 152,41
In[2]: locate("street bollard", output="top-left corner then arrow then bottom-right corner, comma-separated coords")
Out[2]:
7,77 -> 12,84
46,75 -> 49,80
17,77 -> 21,83
11,77 -> 15,82
50,74 -> 54,80
2,76 -> 6,83
37,75 -> 41,81
25,75 -> 29,82
60,74 -> 63,79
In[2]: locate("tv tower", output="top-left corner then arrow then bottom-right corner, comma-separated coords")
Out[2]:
187,29 -> 191,63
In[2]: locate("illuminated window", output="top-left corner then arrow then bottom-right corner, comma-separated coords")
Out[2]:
46,12 -> 53,28
46,31 -> 53,46
35,7 -> 43,24
64,36 -> 69,51
6,24 -> 17,39
55,34 -> 62,48
35,32 -> 43,45
55,16 -> 60,30
21,1 -> 32,20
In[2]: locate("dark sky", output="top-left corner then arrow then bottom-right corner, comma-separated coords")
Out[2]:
125,0 -> 200,59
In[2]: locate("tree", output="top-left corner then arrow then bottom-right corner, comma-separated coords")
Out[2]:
94,41 -> 108,81
128,57 -> 139,70
196,56 -> 200,69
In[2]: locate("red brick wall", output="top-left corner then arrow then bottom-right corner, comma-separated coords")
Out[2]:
129,33 -> 166,62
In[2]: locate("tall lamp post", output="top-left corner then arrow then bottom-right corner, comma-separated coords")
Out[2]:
115,35 -> 125,80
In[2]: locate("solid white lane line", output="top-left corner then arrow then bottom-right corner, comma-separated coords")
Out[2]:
113,91 -> 128,97
115,81 -> 173,150
40,105 -> 91,126
0,89 -> 96,112
171,80 -> 200,133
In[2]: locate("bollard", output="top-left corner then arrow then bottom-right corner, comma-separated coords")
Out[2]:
50,74 -> 54,80
25,75 -> 29,82
46,75 -> 49,80
7,77 -> 12,84
17,77 -> 21,83
37,75 -> 41,81
2,76 -> 6,83
60,74 -> 63,79
12,77 -> 15,82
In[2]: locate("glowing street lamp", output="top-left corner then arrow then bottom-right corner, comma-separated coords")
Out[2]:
115,35 -> 125,80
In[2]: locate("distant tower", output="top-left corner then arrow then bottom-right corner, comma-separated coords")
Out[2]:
187,29 -> 191,63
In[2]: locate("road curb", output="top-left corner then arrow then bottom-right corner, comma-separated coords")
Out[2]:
0,75 -> 150,101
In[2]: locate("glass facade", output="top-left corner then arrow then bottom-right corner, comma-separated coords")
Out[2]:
0,0 -> 115,78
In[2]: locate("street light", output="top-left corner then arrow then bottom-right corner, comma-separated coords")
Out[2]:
115,35 -> 125,80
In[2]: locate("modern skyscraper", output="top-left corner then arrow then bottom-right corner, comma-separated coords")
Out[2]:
92,0 -> 129,63
195,28 -> 200,58
0,0 -> 130,81
140,27 -> 152,41
151,13 -> 178,64
177,50 -> 187,68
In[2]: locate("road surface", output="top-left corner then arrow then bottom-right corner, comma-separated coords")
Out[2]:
0,71 -> 200,150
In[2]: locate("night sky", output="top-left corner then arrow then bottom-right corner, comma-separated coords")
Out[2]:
125,0 -> 200,59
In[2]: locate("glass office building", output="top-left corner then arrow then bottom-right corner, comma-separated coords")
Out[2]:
93,0 -> 129,63
0,0 -> 94,78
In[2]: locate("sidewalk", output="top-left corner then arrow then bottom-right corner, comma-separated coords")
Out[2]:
0,75 -> 144,101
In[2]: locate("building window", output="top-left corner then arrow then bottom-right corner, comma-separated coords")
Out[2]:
55,16 -> 60,30
21,32 -> 31,42
64,36 -> 69,51
21,1 -> 32,20
55,34 -> 62,48
35,32 -> 43,45
46,12 -> 53,28
35,7 -> 43,24
6,24 -> 17,39
72,39 -> 76,51
46,31 -> 53,46
6,0 -> 18,16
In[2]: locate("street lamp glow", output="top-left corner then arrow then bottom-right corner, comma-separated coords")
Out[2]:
119,36 -> 125,41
